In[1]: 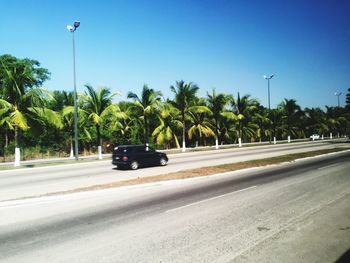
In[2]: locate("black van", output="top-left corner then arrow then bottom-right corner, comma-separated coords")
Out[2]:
112,145 -> 168,170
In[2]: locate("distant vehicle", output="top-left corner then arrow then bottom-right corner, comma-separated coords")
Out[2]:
310,134 -> 320,140
112,145 -> 168,170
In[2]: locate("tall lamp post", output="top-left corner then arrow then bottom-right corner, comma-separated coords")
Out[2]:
335,92 -> 342,107
264,74 -> 274,144
67,21 -> 80,160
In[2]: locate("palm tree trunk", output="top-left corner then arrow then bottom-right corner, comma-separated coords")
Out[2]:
144,117 -> 149,144
14,125 -> 20,167
15,125 -> 19,148
3,129 -> 8,162
239,121 -> 243,146
238,137 -> 242,147
5,129 -> 8,148
215,135 -> 219,149
182,113 -> 186,152
96,124 -> 102,160
215,122 -> 219,149
70,139 -> 74,159
96,124 -> 101,146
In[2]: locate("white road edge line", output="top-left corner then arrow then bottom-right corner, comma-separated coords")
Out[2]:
165,185 -> 257,213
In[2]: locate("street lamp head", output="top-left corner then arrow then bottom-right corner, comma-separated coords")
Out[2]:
264,74 -> 274,80
74,21 -> 80,28
67,21 -> 80,32
66,25 -> 74,32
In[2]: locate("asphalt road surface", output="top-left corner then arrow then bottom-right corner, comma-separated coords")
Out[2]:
0,140 -> 348,201
0,150 -> 349,262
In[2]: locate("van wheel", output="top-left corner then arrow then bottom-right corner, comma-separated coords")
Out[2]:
160,157 -> 167,166
130,161 -> 139,170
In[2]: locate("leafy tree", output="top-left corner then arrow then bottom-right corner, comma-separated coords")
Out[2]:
0,54 -> 61,166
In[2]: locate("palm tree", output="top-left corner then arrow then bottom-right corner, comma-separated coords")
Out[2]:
206,88 -> 230,148
152,102 -> 182,149
57,91 -> 93,157
81,85 -> 122,159
170,80 -> 201,152
0,55 -> 60,166
187,102 -> 214,147
325,106 -> 349,138
346,88 -> 350,112
270,108 -> 284,140
253,105 -> 270,142
127,84 -> 162,144
0,100 -> 14,159
304,107 -> 328,138
113,101 -> 145,145
278,99 -> 303,140
224,93 -> 259,144
106,101 -> 132,145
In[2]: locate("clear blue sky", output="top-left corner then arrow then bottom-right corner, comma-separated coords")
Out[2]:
1,0 -> 349,108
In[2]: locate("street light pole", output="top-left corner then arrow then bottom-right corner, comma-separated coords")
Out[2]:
67,21 -> 80,161
335,92 -> 342,107
264,74 -> 274,144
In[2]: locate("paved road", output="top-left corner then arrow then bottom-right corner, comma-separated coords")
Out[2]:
0,140 -> 349,201
0,150 -> 349,262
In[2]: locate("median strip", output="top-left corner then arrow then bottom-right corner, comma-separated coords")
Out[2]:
3,147 -> 349,201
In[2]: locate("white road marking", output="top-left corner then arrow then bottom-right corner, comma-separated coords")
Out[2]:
165,185 -> 257,213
